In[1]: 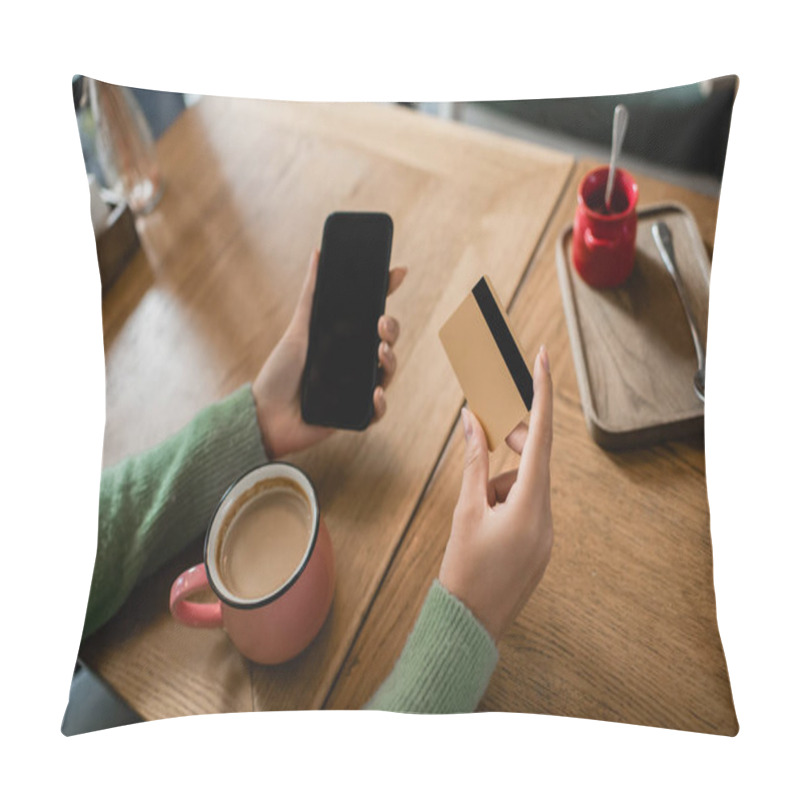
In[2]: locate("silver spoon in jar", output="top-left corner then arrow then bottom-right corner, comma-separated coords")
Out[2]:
651,221 -> 706,402
605,104 -> 629,212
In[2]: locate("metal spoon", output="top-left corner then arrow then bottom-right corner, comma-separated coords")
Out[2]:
605,104 -> 629,212
651,222 -> 706,402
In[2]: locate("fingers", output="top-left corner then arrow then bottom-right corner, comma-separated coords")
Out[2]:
387,266 -> 408,296
378,341 -> 397,387
372,274 -> 404,413
517,345 -> 554,496
372,386 -> 387,422
505,421 -> 528,455
378,315 -> 400,346
377,315 -> 400,388
457,407 -> 489,514
288,249 -> 320,337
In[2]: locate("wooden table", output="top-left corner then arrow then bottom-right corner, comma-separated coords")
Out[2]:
80,97 -> 574,716
328,159 -> 739,736
81,98 -> 737,735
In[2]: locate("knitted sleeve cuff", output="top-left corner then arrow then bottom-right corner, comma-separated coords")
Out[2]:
128,383 -> 270,577
85,385 -> 268,639
365,580 -> 499,714
141,384 -> 271,549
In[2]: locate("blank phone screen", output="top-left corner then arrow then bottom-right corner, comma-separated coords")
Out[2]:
301,212 -> 393,429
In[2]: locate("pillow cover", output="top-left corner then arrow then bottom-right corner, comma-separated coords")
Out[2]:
64,77 -> 737,737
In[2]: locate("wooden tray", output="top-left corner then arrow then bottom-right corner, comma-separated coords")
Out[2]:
555,202 -> 710,450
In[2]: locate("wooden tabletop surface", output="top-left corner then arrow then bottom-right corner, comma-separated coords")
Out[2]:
81,98 -> 736,734
79,97 -> 575,716
327,159 -> 738,736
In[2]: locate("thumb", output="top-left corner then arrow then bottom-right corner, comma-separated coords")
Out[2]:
457,408 -> 489,513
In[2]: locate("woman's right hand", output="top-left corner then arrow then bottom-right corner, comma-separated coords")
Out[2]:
438,345 -> 554,643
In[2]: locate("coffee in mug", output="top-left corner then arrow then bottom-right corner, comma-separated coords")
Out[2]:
217,479 -> 313,600
170,463 -> 335,665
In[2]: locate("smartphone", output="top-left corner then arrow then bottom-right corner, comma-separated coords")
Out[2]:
301,211 -> 393,430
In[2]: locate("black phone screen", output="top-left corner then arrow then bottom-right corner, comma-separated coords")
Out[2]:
301,212 -> 393,430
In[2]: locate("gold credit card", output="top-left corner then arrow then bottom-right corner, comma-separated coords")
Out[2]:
439,275 -> 533,451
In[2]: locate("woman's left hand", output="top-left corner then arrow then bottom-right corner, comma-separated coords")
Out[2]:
252,248 -> 407,459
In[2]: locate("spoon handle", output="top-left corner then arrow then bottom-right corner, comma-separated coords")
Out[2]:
651,222 -> 706,371
605,104 -> 629,210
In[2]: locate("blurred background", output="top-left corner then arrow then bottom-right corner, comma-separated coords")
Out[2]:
413,76 -> 737,196
73,75 -> 737,204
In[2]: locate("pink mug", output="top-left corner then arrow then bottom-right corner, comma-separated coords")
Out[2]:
572,166 -> 639,288
170,463 -> 335,665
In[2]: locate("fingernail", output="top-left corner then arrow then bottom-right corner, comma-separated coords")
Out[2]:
461,408 -> 472,440
539,345 -> 550,375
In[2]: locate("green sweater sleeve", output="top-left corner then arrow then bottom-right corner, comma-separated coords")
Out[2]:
85,386 -> 497,713
83,385 -> 268,639
365,580 -> 499,713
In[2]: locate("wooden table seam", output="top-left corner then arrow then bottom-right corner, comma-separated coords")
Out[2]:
321,158 -> 579,709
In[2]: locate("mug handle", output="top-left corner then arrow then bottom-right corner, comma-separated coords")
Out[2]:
169,564 -> 224,628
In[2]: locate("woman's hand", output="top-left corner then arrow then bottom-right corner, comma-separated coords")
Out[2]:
438,346 -> 554,642
252,249 -> 407,460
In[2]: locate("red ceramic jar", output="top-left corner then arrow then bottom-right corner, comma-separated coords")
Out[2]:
572,166 -> 639,288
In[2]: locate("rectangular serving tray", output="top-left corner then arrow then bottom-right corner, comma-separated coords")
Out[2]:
555,202 -> 711,450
